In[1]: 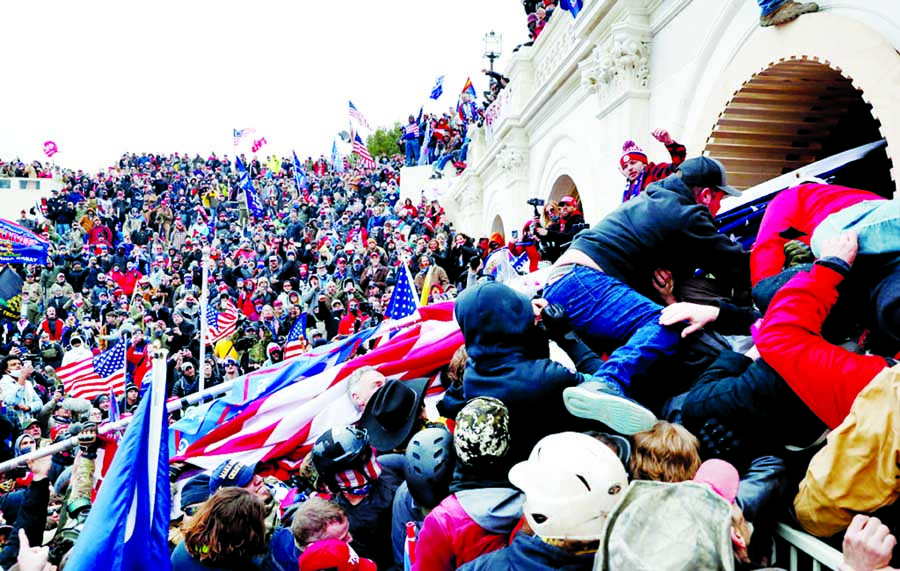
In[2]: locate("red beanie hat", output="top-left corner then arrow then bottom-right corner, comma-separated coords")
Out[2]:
620,140 -> 648,169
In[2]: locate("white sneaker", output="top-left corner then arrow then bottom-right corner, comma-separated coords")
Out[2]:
563,382 -> 657,435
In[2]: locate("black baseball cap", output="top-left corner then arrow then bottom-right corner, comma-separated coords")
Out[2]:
677,157 -> 741,197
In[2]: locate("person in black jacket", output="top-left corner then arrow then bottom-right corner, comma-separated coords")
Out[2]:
439,281 -> 656,464
447,234 -> 478,287
533,196 -> 585,263
542,157 -> 748,431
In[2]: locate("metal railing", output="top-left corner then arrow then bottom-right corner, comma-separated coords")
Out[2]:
774,523 -> 842,571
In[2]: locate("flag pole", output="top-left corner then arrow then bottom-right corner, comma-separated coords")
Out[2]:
198,245 -> 210,393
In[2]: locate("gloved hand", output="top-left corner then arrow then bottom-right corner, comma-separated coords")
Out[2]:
78,421 -> 101,460
784,239 -> 814,268
698,417 -> 744,465
540,303 -> 574,344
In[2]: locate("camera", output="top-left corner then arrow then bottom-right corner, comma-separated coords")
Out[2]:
526,198 -> 545,208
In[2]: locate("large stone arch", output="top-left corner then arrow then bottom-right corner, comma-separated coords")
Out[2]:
682,11 -> 900,189
705,60 -> 891,194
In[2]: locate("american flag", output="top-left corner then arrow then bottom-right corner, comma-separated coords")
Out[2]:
405,122 -> 420,138
283,313 -> 308,360
348,100 -> 371,130
386,263 -> 420,320
233,127 -> 256,147
352,134 -> 376,169
57,341 -> 126,400
172,303 -> 462,476
205,299 -> 239,343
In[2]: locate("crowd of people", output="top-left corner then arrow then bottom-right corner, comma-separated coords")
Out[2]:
0,121 -> 896,570
0,3 -> 896,569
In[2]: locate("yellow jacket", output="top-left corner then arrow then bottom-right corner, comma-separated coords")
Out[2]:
794,364 -> 899,537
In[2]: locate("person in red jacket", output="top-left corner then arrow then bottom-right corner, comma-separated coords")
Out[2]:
750,182 -> 885,286
111,261 -> 143,297
414,397 -> 522,571
620,129 -> 687,203
755,231 -> 891,430
507,220 -> 541,273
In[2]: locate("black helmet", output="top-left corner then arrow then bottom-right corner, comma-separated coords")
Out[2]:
311,426 -> 371,478
404,427 -> 455,510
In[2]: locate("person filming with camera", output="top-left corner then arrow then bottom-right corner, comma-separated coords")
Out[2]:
532,196 -> 585,263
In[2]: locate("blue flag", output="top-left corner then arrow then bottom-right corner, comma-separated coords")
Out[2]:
292,151 -> 309,192
0,219 -> 49,265
559,0 -> 583,18
235,157 -> 264,219
429,75 -> 444,100
65,367 -> 170,571
330,141 -> 344,174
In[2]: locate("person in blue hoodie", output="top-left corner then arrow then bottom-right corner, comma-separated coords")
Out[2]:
439,280 -> 656,465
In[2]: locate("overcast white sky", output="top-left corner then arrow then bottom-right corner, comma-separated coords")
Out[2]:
2,0 -> 528,171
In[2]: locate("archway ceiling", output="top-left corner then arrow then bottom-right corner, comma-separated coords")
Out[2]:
706,60 -> 864,190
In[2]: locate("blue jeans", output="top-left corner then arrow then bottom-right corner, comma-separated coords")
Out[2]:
405,139 -> 419,166
544,265 -> 680,391
758,0 -> 787,16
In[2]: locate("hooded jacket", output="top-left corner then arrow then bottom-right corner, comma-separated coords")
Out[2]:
458,531 -> 595,571
449,281 -> 593,463
569,175 -> 749,300
414,488 -> 524,571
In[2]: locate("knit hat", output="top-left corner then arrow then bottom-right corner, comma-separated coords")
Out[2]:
620,140 -> 648,169
692,459 -> 740,504
180,474 -> 211,510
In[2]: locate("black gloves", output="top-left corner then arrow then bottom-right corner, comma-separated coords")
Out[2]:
78,422 -> 101,460
698,417 -> 744,465
540,303 -> 575,344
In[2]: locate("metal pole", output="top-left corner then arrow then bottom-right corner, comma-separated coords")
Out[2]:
198,245 -> 210,393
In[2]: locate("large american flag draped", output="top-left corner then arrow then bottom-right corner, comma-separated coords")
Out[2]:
352,134 -> 376,168
57,341 -> 127,400
172,303 -> 462,476
205,299 -> 239,344
283,313 -> 308,361
348,100 -> 371,130
386,263 -> 420,320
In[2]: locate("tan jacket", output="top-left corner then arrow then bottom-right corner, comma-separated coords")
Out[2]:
794,365 -> 900,537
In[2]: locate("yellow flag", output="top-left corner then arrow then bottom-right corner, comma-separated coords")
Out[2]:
419,266 -> 434,306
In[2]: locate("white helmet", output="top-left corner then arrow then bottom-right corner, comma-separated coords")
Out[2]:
509,432 -> 628,541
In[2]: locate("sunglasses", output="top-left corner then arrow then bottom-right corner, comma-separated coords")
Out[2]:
182,505 -> 201,517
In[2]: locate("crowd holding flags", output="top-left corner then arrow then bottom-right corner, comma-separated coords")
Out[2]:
331,140 -> 345,173
292,151 -> 309,193
64,351 -> 170,571
235,156 -> 264,218
457,77 -> 479,123
353,134 -> 376,168
386,263 -> 420,320
204,299 -> 239,344
56,339 -> 127,400
283,312 -> 308,360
